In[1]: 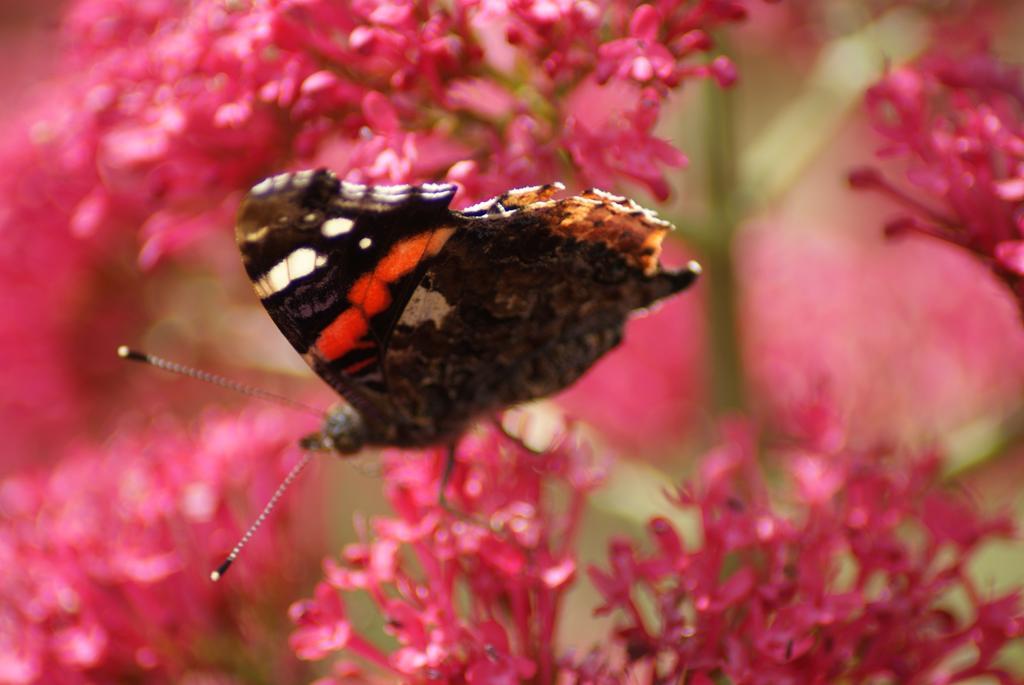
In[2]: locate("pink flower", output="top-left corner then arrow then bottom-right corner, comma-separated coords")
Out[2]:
580,421 -> 1023,683
596,5 -> 682,86
595,3 -> 741,90
0,103 -> 145,472
290,424 -> 606,683
289,582 -> 354,661
0,407 -> 325,683
564,83 -> 688,200
739,225 -> 1024,445
18,0 -> 763,272
851,47 -> 1024,313
11,5 -> 1022,685
0,0 -> 766,471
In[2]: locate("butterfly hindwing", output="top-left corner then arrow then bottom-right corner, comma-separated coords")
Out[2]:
365,183 -> 701,444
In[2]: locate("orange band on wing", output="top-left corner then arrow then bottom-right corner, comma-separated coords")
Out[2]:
315,227 -> 456,362
316,308 -> 368,361
427,227 -> 455,255
378,233 -> 432,282
378,228 -> 455,282
349,273 -> 391,316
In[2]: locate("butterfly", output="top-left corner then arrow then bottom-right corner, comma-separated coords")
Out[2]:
235,168 -> 699,455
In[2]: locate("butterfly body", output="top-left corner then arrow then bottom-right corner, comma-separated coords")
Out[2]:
236,169 -> 698,451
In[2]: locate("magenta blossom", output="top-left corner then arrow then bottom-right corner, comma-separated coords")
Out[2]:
595,3 -> 740,90
0,406 -> 324,684
289,423 -> 606,684
581,421 -> 1022,684
0,0 -> 766,470
33,0 -> 764,270
7,4 -> 1023,685
739,226 -> 1024,446
851,46 -> 1024,313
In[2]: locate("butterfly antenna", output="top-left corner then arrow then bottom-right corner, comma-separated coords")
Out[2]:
211,449 -> 315,581
117,346 -> 323,418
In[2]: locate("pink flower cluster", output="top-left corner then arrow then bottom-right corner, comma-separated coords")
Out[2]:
850,46 -> 1024,313
581,422 -> 1022,684
0,408 -> 322,683
1,0 -> 758,470
289,425 -> 606,684
46,0 -> 758,267
2,1 -> 1023,683
739,227 -> 1024,446
288,421 -> 1022,684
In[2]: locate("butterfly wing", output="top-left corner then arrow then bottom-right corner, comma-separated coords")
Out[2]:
235,169 -> 458,419
237,173 -> 699,448
379,184 -> 700,443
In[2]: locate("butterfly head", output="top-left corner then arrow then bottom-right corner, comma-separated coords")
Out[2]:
299,403 -> 367,455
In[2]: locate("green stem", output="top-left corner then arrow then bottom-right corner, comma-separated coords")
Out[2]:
702,75 -> 746,414
943,407 -> 1024,482
737,8 -> 929,210
696,9 -> 930,416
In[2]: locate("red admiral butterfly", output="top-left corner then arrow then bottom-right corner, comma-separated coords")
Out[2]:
235,169 -> 700,456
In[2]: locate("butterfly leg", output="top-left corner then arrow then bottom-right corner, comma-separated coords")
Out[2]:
438,441 -> 459,513
436,442 -> 495,531
436,442 -> 481,525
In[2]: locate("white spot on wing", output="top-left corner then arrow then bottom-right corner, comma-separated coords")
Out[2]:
418,183 -> 456,201
373,184 -> 412,195
358,237 -> 372,249
461,198 -> 496,213
254,247 -> 326,299
341,181 -> 367,200
250,177 -> 273,195
286,247 -> 318,280
322,217 -> 355,237
292,169 -> 314,187
264,259 -> 291,294
242,225 -> 270,243
398,286 -> 451,328
371,185 -> 412,204
420,182 -> 451,192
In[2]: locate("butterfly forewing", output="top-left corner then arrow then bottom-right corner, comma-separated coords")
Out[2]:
235,170 -> 458,410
